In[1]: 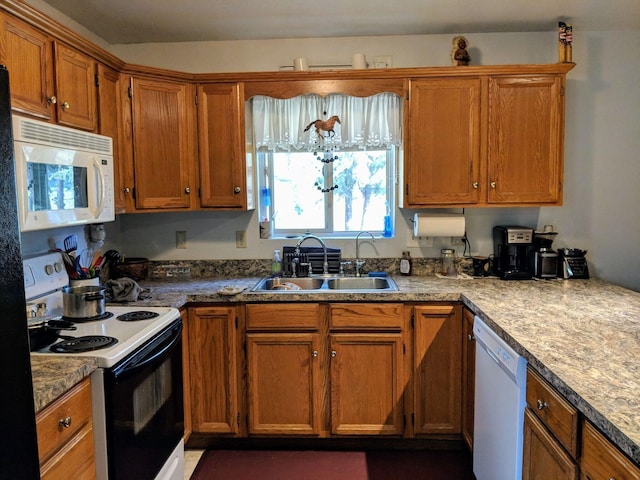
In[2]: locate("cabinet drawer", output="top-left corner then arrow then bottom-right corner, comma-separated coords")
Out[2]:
36,377 -> 93,464
40,423 -> 95,480
246,303 -> 321,330
526,368 -> 578,457
581,420 -> 640,480
330,303 -> 404,330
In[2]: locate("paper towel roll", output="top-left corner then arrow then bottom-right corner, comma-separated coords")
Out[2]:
413,213 -> 466,237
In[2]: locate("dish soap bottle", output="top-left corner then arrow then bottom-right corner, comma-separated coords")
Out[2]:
271,249 -> 283,277
400,251 -> 412,276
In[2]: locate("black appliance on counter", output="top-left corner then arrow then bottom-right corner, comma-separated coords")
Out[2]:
530,230 -> 559,279
558,248 -> 590,279
0,65 -> 40,478
493,225 -> 535,280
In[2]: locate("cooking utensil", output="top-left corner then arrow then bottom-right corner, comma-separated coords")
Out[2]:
63,234 -> 78,256
27,318 -> 77,351
62,285 -> 106,318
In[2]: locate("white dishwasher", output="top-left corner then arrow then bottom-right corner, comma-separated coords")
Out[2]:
473,316 -> 527,480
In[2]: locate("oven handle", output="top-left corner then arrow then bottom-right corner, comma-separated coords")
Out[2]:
113,321 -> 182,378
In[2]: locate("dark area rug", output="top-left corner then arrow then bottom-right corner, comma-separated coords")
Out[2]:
191,449 -> 475,480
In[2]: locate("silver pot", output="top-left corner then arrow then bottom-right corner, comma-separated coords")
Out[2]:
62,285 -> 106,318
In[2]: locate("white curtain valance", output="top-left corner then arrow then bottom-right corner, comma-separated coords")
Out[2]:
250,93 -> 402,151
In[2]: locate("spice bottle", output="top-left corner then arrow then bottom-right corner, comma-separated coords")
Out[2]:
441,248 -> 456,277
271,249 -> 282,277
400,251 -> 412,276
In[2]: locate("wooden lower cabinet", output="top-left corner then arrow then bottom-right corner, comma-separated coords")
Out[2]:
188,306 -> 239,435
580,420 -> 640,480
462,307 -> 475,450
329,332 -> 404,435
413,304 -> 462,435
246,332 -> 322,435
36,377 -> 96,480
523,408 -> 578,480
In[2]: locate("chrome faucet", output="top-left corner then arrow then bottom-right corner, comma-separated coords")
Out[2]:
355,231 -> 376,277
295,234 -> 329,275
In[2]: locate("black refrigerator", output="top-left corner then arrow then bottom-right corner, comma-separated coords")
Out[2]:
0,65 -> 40,478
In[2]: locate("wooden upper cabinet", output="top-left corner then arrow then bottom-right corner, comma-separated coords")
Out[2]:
130,77 -> 197,210
197,83 -> 251,209
97,64 -> 128,212
405,77 -> 481,206
0,11 -> 53,119
53,42 -> 97,131
487,74 -> 564,204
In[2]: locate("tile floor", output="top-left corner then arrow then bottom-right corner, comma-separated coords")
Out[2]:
184,449 -> 205,479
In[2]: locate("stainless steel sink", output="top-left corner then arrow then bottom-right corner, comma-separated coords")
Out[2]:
326,277 -> 393,290
250,276 -> 398,292
253,277 -> 325,291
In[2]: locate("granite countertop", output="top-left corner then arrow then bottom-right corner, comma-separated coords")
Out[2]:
31,356 -> 98,412
34,273 -> 640,464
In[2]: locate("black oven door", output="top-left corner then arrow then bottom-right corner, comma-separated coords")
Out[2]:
104,319 -> 184,480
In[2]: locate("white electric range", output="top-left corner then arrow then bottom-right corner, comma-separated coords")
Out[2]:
25,252 -> 184,480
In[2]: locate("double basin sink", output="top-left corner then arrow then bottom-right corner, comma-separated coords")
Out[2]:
251,275 -> 398,293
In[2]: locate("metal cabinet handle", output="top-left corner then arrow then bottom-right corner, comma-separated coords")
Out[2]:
467,334 -> 475,341
234,186 -> 241,194
312,350 -> 318,358
536,399 -> 548,410
47,95 -> 57,105
472,182 -> 479,189
58,416 -> 72,429
185,187 -> 191,194
331,350 -> 337,358
124,187 -> 130,194
61,101 -> 70,111
490,181 -> 497,188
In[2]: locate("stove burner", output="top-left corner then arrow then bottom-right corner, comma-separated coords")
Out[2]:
117,311 -> 160,322
50,335 -> 118,353
62,311 -> 114,323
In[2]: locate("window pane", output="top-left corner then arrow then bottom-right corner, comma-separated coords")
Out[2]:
333,150 -> 388,232
272,151 -> 326,230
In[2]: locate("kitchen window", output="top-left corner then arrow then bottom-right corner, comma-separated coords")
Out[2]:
250,92 -> 402,238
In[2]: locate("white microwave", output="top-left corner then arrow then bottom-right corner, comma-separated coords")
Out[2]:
13,116 -> 115,232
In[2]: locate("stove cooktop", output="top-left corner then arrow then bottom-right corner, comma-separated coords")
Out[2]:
32,306 -> 181,368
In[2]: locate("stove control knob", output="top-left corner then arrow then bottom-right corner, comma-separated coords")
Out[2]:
54,262 -> 63,273
44,264 -> 54,275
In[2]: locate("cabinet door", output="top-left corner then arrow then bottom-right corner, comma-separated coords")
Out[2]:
487,75 -> 564,204
197,83 -> 249,209
462,308 -> 475,450
580,420 -> 640,480
523,408 -> 578,480
188,306 -> 239,434
53,42 -> 97,131
97,64 -> 129,212
405,77 -> 480,206
246,333 -> 322,435
0,12 -> 53,119
131,77 -> 196,209
413,304 -> 462,434
330,333 -> 404,435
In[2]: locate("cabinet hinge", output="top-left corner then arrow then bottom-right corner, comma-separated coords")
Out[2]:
410,312 -> 415,328
560,86 -> 565,96
235,316 -> 238,329
402,343 -> 406,355
405,184 -> 409,195
195,93 -> 198,106
411,413 -> 415,426
94,74 -> 100,87
237,412 -> 240,426
128,86 -> 133,98
405,90 -> 409,101
403,415 -> 406,428
132,187 -> 136,200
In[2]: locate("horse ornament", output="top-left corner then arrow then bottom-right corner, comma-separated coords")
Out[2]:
304,115 -> 341,140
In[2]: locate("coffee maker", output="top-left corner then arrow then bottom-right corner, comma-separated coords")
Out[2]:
493,225 -> 534,280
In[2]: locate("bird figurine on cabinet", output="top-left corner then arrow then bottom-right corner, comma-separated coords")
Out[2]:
451,36 -> 471,66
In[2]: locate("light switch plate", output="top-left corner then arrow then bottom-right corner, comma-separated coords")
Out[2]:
236,230 -> 247,248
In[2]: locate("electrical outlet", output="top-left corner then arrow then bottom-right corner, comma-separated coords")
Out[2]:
176,231 -> 187,249
451,237 -> 465,246
236,230 -> 247,248
373,55 -> 392,68
407,229 -> 434,248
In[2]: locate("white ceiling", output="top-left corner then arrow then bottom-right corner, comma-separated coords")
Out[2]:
38,0 -> 640,44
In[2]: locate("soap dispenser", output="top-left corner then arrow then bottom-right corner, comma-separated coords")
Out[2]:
271,249 -> 283,277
